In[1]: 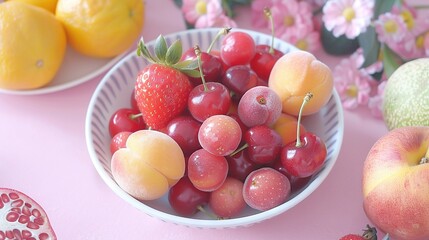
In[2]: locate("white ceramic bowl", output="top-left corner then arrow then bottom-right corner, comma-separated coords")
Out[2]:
85,28 -> 344,229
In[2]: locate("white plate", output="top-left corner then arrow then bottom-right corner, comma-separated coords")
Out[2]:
85,28 -> 345,229
0,45 -> 128,95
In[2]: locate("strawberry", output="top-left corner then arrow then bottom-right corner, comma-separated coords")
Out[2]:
339,225 -> 379,240
134,35 -> 199,130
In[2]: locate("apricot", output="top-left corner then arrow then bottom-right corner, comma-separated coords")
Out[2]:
111,130 -> 185,201
268,50 -> 333,116
272,113 -> 306,145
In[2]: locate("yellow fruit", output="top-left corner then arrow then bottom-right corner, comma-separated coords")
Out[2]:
268,51 -> 334,116
6,0 -> 58,13
55,0 -> 145,58
0,1 -> 67,90
382,58 -> 429,130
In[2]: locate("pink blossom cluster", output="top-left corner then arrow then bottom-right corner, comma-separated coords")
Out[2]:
181,0 -> 237,28
251,0 -> 324,52
374,3 -> 429,60
333,48 -> 386,118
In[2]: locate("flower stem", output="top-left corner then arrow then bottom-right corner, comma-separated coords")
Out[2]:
295,93 -> 313,147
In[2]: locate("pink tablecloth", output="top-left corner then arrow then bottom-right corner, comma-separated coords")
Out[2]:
0,1 -> 391,239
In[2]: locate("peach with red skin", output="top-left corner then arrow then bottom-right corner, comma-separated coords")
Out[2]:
362,126 -> 429,240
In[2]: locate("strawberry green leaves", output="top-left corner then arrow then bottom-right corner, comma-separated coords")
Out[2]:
137,35 -> 200,78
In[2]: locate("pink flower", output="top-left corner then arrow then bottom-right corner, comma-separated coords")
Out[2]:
270,0 -> 314,36
322,0 -> 374,39
279,26 -> 321,53
374,13 -> 408,44
181,0 -> 211,25
251,0 -> 279,28
425,32 -> 429,56
392,2 -> 427,37
196,13 -> 237,28
368,80 -> 387,119
333,54 -> 373,109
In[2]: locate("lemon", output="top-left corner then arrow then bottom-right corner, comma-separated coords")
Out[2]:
6,0 -> 58,13
382,58 -> 429,130
56,0 -> 145,58
0,1 -> 67,90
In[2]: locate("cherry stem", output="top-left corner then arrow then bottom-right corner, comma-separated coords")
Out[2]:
207,27 -> 231,53
295,93 -> 313,148
420,147 -> 429,164
263,8 -> 275,55
194,45 -> 208,91
229,143 -> 249,157
129,113 -> 143,120
196,205 -> 222,220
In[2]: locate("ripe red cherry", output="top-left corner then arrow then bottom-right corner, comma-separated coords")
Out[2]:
168,176 -> 210,217
182,48 -> 223,85
243,125 -> 283,165
220,31 -> 256,66
226,150 -> 259,182
221,65 -> 259,99
281,132 -> 327,178
250,45 -> 283,81
188,82 -> 231,122
249,8 -> 284,81
110,131 -> 132,154
108,108 -> 145,137
280,93 -> 327,178
164,115 -> 201,156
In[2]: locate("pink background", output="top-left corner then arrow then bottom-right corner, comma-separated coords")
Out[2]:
1,0 -> 397,239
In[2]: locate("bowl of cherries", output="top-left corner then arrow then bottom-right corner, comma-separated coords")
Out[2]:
85,27 -> 344,228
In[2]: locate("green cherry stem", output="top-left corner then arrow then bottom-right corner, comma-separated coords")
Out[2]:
263,7 -> 275,55
130,113 -> 143,120
295,92 -> 313,148
194,45 -> 208,91
229,143 -> 249,157
207,27 -> 231,53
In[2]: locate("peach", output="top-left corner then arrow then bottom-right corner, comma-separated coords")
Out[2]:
111,130 -> 185,201
363,126 -> 429,240
272,113 -> 306,145
268,50 -> 333,116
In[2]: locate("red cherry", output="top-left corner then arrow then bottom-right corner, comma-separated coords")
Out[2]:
243,125 -> 283,165
165,115 -> 201,156
220,31 -> 256,66
188,82 -> 231,122
280,93 -> 327,178
281,132 -> 327,178
250,45 -> 283,81
108,108 -> 145,137
110,131 -> 132,154
168,176 -> 210,217
182,48 -> 223,85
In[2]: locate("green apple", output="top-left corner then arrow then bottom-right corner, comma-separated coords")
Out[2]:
382,58 -> 429,130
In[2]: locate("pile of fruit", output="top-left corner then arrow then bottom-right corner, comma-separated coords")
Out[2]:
0,0 -> 144,90
108,27 -> 334,219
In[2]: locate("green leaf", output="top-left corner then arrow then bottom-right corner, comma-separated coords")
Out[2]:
373,0 -> 400,19
173,0 -> 182,8
155,35 -> 168,62
382,44 -> 404,78
173,59 -> 198,71
181,69 -> 201,78
321,24 -> 359,56
358,26 -> 380,68
165,39 -> 183,65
